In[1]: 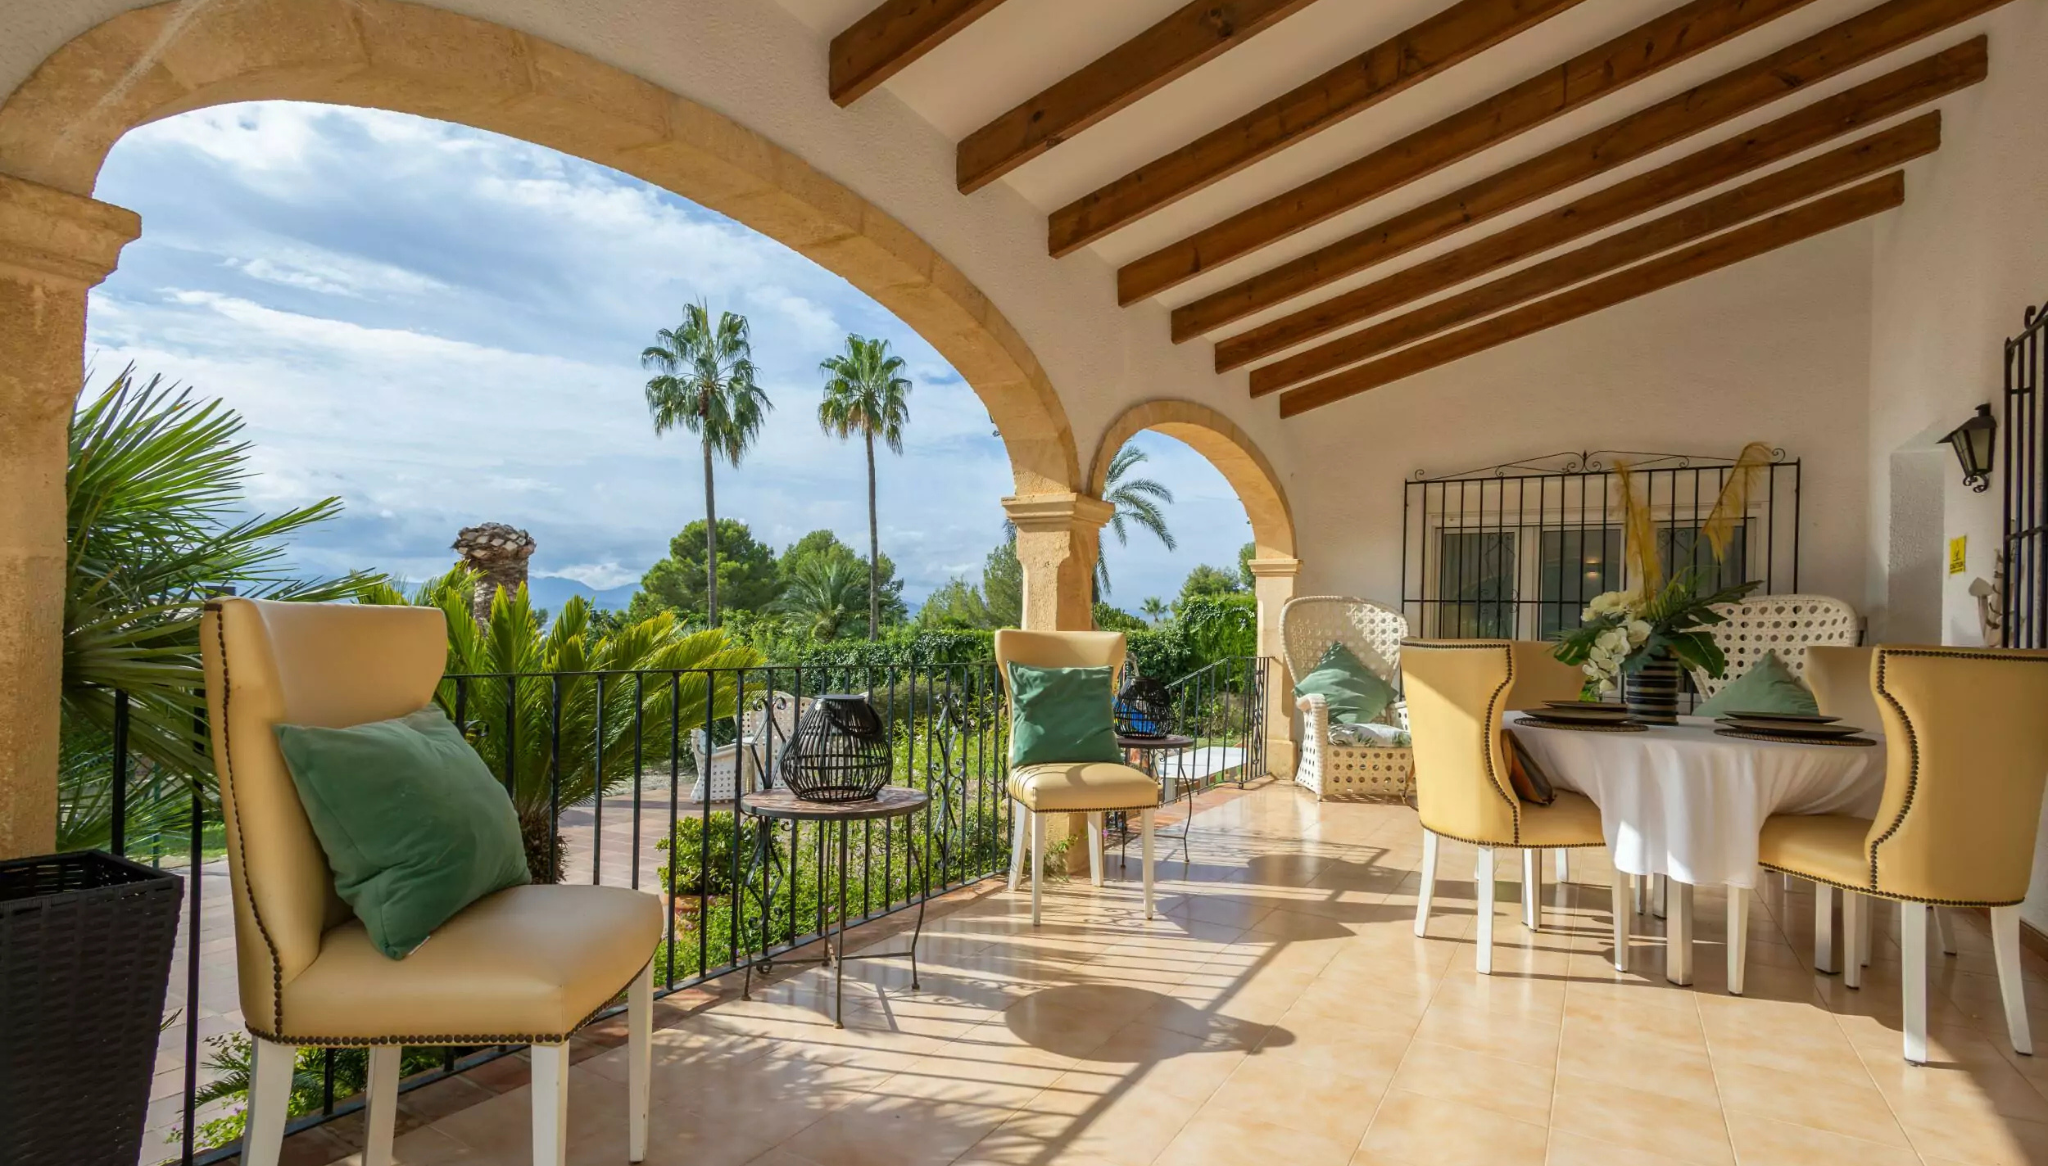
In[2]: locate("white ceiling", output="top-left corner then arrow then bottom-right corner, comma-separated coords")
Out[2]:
775,0 -> 2000,366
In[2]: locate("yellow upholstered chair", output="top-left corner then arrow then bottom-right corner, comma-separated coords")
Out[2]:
201,599 -> 664,1166
994,630 -> 1160,924
1757,645 -> 2048,1064
1403,640 -> 1623,974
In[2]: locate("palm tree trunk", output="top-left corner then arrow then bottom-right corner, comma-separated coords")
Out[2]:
866,428 -> 880,641
702,430 -> 720,628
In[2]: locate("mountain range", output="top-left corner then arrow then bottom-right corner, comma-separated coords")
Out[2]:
526,574 -> 636,613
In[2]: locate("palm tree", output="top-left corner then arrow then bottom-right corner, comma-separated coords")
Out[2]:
1097,443 -> 1176,597
772,556 -> 867,641
816,335 -> 911,640
1140,597 -> 1169,625
62,370 -> 379,852
642,302 -> 771,628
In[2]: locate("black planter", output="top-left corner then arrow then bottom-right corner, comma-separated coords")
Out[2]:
0,850 -> 183,1165
1624,650 -> 1684,726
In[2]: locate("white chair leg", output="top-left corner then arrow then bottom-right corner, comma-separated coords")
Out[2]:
1087,812 -> 1104,887
1140,808 -> 1156,919
1993,904 -> 2033,1056
629,961 -> 653,1161
1029,810 -> 1044,927
243,1038 -> 296,1166
1414,829 -> 1439,938
1843,892 -> 1863,990
1634,872 -> 1647,915
1475,847 -> 1496,976
1902,903 -> 1929,1064
1522,848 -> 1542,932
1008,804 -> 1026,892
531,1041 -> 570,1166
1860,891 -> 1875,967
1555,848 -> 1570,884
1652,873 -> 1668,920
1936,905 -> 1959,956
364,1045 -> 400,1166
1814,884 -> 1839,974
1728,886 -> 1750,996
1611,868 -> 1630,972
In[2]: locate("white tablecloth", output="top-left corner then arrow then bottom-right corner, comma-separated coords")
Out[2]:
1507,714 -> 1887,889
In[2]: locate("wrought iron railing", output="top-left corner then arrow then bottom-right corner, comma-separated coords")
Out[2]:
1160,656 -> 1271,790
86,652 -> 1273,1163
1402,449 -> 1801,640
90,661 -> 1013,1163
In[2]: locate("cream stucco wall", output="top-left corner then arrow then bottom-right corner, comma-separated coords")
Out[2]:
1287,225 -> 1877,613
1863,1 -> 2048,929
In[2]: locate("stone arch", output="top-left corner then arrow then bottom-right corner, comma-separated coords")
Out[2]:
0,0 -> 1080,495
1088,399 -> 1294,560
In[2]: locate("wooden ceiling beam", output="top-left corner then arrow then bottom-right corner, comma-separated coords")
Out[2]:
831,0 -> 1016,106
1225,41 -> 1985,377
1277,173 -> 1906,417
1116,0 -> 1826,305
1046,0 -> 1592,256
1252,117 -> 1936,395
1174,0 -> 2011,340
958,0 -> 1320,194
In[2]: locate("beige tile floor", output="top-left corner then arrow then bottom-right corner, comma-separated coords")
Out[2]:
347,782 -> 2048,1166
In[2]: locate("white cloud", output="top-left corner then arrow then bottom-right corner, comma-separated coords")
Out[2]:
226,250 -> 447,299
85,100 -> 1250,609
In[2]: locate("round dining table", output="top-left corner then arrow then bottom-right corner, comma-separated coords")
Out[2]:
1507,713 -> 1887,988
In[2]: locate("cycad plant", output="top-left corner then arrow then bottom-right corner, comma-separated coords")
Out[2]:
365,568 -> 763,880
642,302 -> 771,627
817,334 -> 912,640
61,369 -> 379,848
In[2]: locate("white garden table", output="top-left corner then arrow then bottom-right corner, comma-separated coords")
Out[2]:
1507,714 -> 1886,989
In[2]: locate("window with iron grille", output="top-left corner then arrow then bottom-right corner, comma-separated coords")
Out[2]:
1403,451 -> 1800,641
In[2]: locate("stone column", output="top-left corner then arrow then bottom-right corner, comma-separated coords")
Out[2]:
0,175 -> 141,859
1002,492 -> 1112,632
1000,492 -> 1113,873
1248,556 -> 1301,778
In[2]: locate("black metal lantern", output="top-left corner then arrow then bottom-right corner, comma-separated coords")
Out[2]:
1114,677 -> 1176,739
1944,403 -> 1998,493
779,695 -> 893,803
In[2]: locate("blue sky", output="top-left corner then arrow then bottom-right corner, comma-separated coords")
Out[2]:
83,101 -> 1252,611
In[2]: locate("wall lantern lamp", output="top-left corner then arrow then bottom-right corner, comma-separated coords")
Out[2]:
1943,403 -> 1998,493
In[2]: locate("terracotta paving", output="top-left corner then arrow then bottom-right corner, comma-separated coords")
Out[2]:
296,781 -> 2048,1165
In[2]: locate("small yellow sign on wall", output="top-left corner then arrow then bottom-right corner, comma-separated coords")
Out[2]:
1950,535 -> 1968,576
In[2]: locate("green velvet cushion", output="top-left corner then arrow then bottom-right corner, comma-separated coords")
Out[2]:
275,705 -> 529,959
1694,650 -> 1820,719
1293,642 -> 1399,726
1007,663 -> 1123,768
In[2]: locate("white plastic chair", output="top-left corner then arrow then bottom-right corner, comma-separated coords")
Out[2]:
688,691 -> 803,803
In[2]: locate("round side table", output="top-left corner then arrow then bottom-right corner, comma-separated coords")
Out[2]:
737,786 -> 930,1027
1111,733 -> 1197,863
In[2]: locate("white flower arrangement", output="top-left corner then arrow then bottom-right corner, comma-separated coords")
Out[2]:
1575,588 -> 1651,696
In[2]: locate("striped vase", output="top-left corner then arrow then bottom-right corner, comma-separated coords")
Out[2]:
1624,649 -> 1682,725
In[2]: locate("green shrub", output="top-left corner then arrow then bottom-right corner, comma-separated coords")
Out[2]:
177,1036 -> 449,1152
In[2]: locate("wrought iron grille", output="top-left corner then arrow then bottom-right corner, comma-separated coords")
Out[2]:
1402,450 -> 1802,639
2004,301 -> 2048,649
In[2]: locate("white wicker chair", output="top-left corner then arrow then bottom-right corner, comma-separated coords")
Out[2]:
688,690 -> 805,803
1282,596 -> 1414,800
1690,594 -> 1862,702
